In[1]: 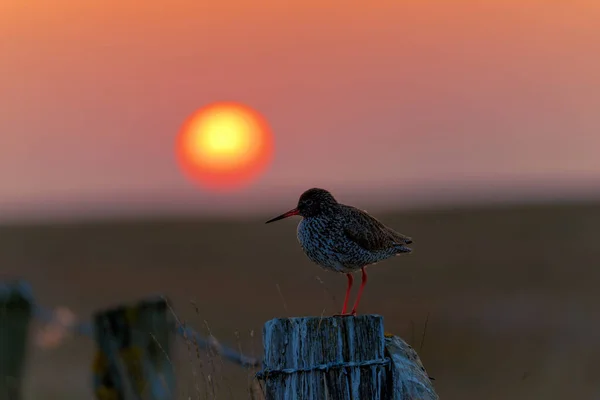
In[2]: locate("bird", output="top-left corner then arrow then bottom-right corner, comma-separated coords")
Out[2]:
265,188 -> 412,316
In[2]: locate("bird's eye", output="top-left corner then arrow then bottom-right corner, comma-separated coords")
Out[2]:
305,199 -> 313,206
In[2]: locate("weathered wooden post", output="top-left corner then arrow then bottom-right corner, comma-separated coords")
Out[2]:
256,315 -> 438,400
384,333 -> 438,399
92,296 -> 176,400
0,280 -> 33,400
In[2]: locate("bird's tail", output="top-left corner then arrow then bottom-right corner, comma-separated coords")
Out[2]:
394,244 -> 412,254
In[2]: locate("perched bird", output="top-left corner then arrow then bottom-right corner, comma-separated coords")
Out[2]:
265,188 -> 412,316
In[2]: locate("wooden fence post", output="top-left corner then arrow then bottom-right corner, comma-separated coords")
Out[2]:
256,315 -> 438,400
92,296 -> 176,400
0,280 -> 33,400
384,334 -> 438,399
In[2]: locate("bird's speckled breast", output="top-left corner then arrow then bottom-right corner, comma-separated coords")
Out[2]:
297,216 -> 344,272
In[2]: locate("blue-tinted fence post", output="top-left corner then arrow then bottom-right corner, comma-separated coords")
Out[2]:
256,314 -> 438,400
0,280 -> 33,400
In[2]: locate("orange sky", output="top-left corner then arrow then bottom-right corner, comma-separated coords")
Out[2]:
1,0 -> 599,219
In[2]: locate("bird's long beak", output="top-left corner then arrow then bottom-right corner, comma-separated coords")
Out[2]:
265,208 -> 300,224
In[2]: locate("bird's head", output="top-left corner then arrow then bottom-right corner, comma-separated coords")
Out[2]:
265,188 -> 338,223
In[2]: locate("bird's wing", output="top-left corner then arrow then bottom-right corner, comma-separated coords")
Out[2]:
342,206 -> 412,252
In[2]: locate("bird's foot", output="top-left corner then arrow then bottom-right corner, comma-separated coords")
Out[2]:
333,312 -> 356,317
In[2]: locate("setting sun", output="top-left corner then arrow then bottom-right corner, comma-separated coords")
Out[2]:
176,102 -> 274,190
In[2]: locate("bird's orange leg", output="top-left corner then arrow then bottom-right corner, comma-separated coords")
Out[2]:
334,273 -> 354,316
350,267 -> 368,315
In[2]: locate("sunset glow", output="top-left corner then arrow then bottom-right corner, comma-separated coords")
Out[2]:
176,102 -> 274,191
2,0 -> 600,217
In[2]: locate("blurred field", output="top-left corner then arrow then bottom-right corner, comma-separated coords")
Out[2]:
1,201 -> 600,399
